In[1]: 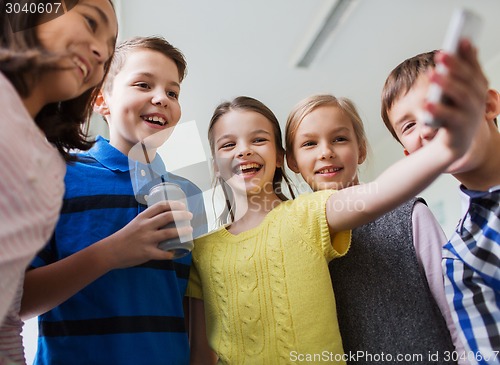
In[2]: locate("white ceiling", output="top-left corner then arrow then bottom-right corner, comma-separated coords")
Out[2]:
112,0 -> 500,171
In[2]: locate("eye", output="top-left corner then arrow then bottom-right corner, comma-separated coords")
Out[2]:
167,91 -> 179,99
220,142 -> 235,149
402,121 -> 416,134
253,137 -> 267,144
84,15 -> 98,32
134,82 -> 150,89
333,137 -> 347,143
301,141 -> 316,148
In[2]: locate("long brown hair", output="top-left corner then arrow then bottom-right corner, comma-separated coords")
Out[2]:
208,96 -> 295,225
0,0 -> 117,161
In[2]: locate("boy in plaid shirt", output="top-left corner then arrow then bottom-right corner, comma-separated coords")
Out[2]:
381,41 -> 499,365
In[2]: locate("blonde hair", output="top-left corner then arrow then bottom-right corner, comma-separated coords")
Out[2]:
285,94 -> 368,161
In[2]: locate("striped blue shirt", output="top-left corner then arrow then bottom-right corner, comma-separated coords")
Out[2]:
443,185 -> 500,365
30,136 -> 207,365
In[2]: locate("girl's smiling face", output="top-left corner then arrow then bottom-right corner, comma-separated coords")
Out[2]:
288,106 -> 365,191
35,0 -> 117,104
211,109 -> 283,197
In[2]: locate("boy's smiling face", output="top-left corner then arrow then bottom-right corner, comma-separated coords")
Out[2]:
388,73 -> 492,180
387,74 -> 436,155
99,48 -> 181,155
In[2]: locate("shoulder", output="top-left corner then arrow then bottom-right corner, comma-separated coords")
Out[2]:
376,197 -> 421,222
273,190 -> 336,220
194,226 -> 227,244
291,190 -> 335,204
65,151 -> 101,174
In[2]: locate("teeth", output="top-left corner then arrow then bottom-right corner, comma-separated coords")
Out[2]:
73,57 -> 88,78
317,167 -> 341,174
239,163 -> 261,172
144,116 -> 167,125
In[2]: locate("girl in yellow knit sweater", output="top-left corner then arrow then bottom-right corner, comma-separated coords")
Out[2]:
187,92 -> 481,364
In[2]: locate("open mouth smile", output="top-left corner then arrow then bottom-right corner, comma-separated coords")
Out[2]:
142,115 -> 168,127
316,167 -> 342,174
73,56 -> 90,80
234,162 -> 263,176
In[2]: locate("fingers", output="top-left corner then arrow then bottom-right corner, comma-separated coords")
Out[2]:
151,210 -> 193,230
426,40 -> 488,126
155,224 -> 193,242
141,200 -> 188,218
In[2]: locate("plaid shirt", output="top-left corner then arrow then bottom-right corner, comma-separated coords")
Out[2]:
443,185 -> 500,365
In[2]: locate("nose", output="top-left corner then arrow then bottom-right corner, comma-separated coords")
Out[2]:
90,40 -> 107,65
319,143 -> 335,160
237,144 -> 253,158
419,123 -> 438,142
151,91 -> 169,108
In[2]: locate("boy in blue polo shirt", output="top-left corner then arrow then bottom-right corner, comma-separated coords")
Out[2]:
381,42 -> 500,364
21,36 -> 207,365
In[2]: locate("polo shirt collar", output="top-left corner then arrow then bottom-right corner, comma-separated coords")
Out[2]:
89,136 -> 166,175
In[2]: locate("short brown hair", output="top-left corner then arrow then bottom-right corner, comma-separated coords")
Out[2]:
381,51 -> 437,143
103,36 -> 187,94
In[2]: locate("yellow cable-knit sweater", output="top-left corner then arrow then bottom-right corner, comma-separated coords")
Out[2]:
187,190 -> 351,364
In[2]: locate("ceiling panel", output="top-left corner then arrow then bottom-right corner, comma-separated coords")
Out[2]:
112,0 -> 500,172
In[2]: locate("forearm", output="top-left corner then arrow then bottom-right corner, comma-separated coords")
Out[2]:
329,140 -> 454,232
189,298 -> 218,365
20,238 -> 114,320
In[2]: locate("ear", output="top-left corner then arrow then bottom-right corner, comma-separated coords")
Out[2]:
212,158 -> 220,178
276,150 -> 285,169
485,89 -> 500,122
357,145 -> 367,165
286,153 -> 299,173
94,91 -> 110,116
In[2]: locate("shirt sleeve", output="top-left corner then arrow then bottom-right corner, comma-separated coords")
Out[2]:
0,276 -> 26,364
294,190 -> 351,262
412,201 -> 469,365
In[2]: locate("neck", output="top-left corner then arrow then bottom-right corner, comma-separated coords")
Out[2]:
22,90 -> 45,118
455,154 -> 500,191
231,188 -> 282,225
110,137 -> 158,161
454,132 -> 500,191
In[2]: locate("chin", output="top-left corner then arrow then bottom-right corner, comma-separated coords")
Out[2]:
314,181 -> 342,191
445,154 -> 475,175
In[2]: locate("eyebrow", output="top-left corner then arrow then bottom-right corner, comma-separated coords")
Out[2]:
297,126 -> 350,138
216,129 -> 272,144
81,3 -> 110,24
131,72 -> 180,88
80,3 -> 117,54
394,114 -> 410,128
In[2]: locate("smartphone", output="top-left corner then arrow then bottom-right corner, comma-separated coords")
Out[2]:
423,8 -> 483,127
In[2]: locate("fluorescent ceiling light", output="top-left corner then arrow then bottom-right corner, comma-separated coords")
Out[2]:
295,0 -> 355,68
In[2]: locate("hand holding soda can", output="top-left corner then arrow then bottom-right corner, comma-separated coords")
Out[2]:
146,182 -> 194,259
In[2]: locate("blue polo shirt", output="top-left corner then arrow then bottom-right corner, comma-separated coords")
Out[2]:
31,136 -> 207,365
